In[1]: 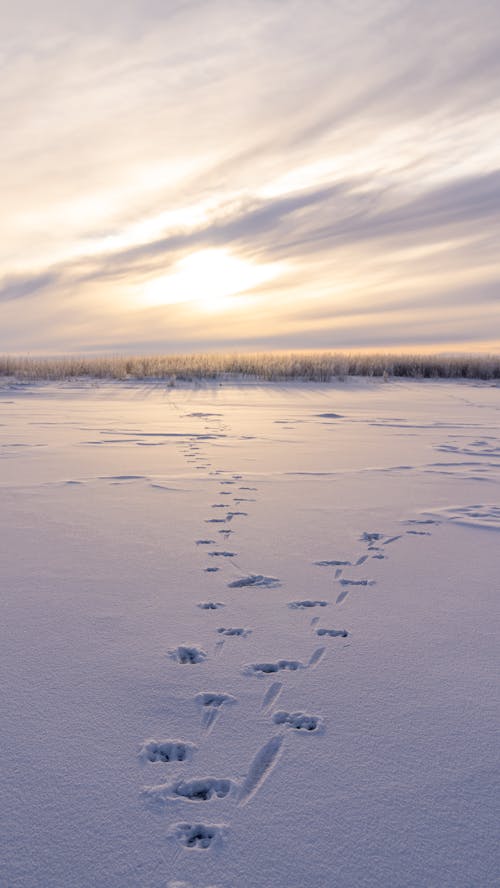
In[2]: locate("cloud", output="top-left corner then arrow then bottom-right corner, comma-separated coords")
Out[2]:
1,0 -> 499,352
37,169 -> 499,288
0,272 -> 60,303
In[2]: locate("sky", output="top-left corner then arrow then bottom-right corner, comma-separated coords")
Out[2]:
1,0 -> 499,354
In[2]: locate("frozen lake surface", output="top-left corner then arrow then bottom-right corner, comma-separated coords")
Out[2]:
0,377 -> 499,888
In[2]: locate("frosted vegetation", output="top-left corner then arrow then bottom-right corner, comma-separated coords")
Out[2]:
0,351 -> 499,381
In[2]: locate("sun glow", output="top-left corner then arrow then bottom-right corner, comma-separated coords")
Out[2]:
141,249 -> 284,311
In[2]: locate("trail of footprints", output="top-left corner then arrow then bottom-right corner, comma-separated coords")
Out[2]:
139,409 -> 439,865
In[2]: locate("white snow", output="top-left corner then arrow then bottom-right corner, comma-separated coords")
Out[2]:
0,377 -> 499,887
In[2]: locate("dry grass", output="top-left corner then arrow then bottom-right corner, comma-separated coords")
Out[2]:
0,352 -> 499,381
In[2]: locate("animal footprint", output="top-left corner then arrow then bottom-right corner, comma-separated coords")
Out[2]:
315,628 -> 348,638
169,645 -> 207,664
405,519 -> 440,526
260,681 -> 283,712
308,646 -> 326,669
228,574 -> 280,589
196,539 -> 216,545
209,550 -> 237,558
197,601 -> 225,610
139,739 -> 197,763
238,735 -> 284,807
243,659 -> 305,676
288,600 -> 328,609
168,821 -> 228,850
339,578 -> 375,587
314,559 -> 351,567
145,777 -> 234,805
272,711 -> 322,732
204,566 -> 220,573
360,532 -> 384,542
196,692 -> 237,732
217,627 -> 251,637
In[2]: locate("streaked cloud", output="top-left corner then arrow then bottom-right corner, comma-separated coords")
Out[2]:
1,0 -> 499,352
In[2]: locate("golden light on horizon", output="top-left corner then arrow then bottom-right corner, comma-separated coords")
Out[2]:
141,248 -> 285,311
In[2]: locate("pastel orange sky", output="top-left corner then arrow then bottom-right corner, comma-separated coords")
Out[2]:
1,0 -> 499,354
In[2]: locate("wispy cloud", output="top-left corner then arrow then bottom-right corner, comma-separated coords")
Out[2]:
1,0 -> 499,352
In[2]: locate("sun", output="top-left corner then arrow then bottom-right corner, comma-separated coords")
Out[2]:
141,248 -> 283,311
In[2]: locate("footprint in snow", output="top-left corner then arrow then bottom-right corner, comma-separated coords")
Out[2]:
272,710 -> 322,732
209,550 -> 237,557
228,574 -> 280,589
288,600 -> 328,609
169,645 -> 207,664
315,627 -> 348,638
196,692 -> 237,732
260,681 -> 283,712
336,579 -> 374,604
197,601 -> 225,610
338,578 -> 375,587
216,627 -> 252,637
243,647 -> 326,678
308,646 -> 326,669
139,739 -> 197,764
405,519 -> 440,526
238,735 -> 284,807
144,776 -> 235,805
243,659 -> 305,676
168,821 -> 228,850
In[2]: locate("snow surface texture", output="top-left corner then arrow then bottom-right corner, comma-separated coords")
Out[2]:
0,377 -> 499,888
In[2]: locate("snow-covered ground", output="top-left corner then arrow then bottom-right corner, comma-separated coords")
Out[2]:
1,377 -> 498,888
